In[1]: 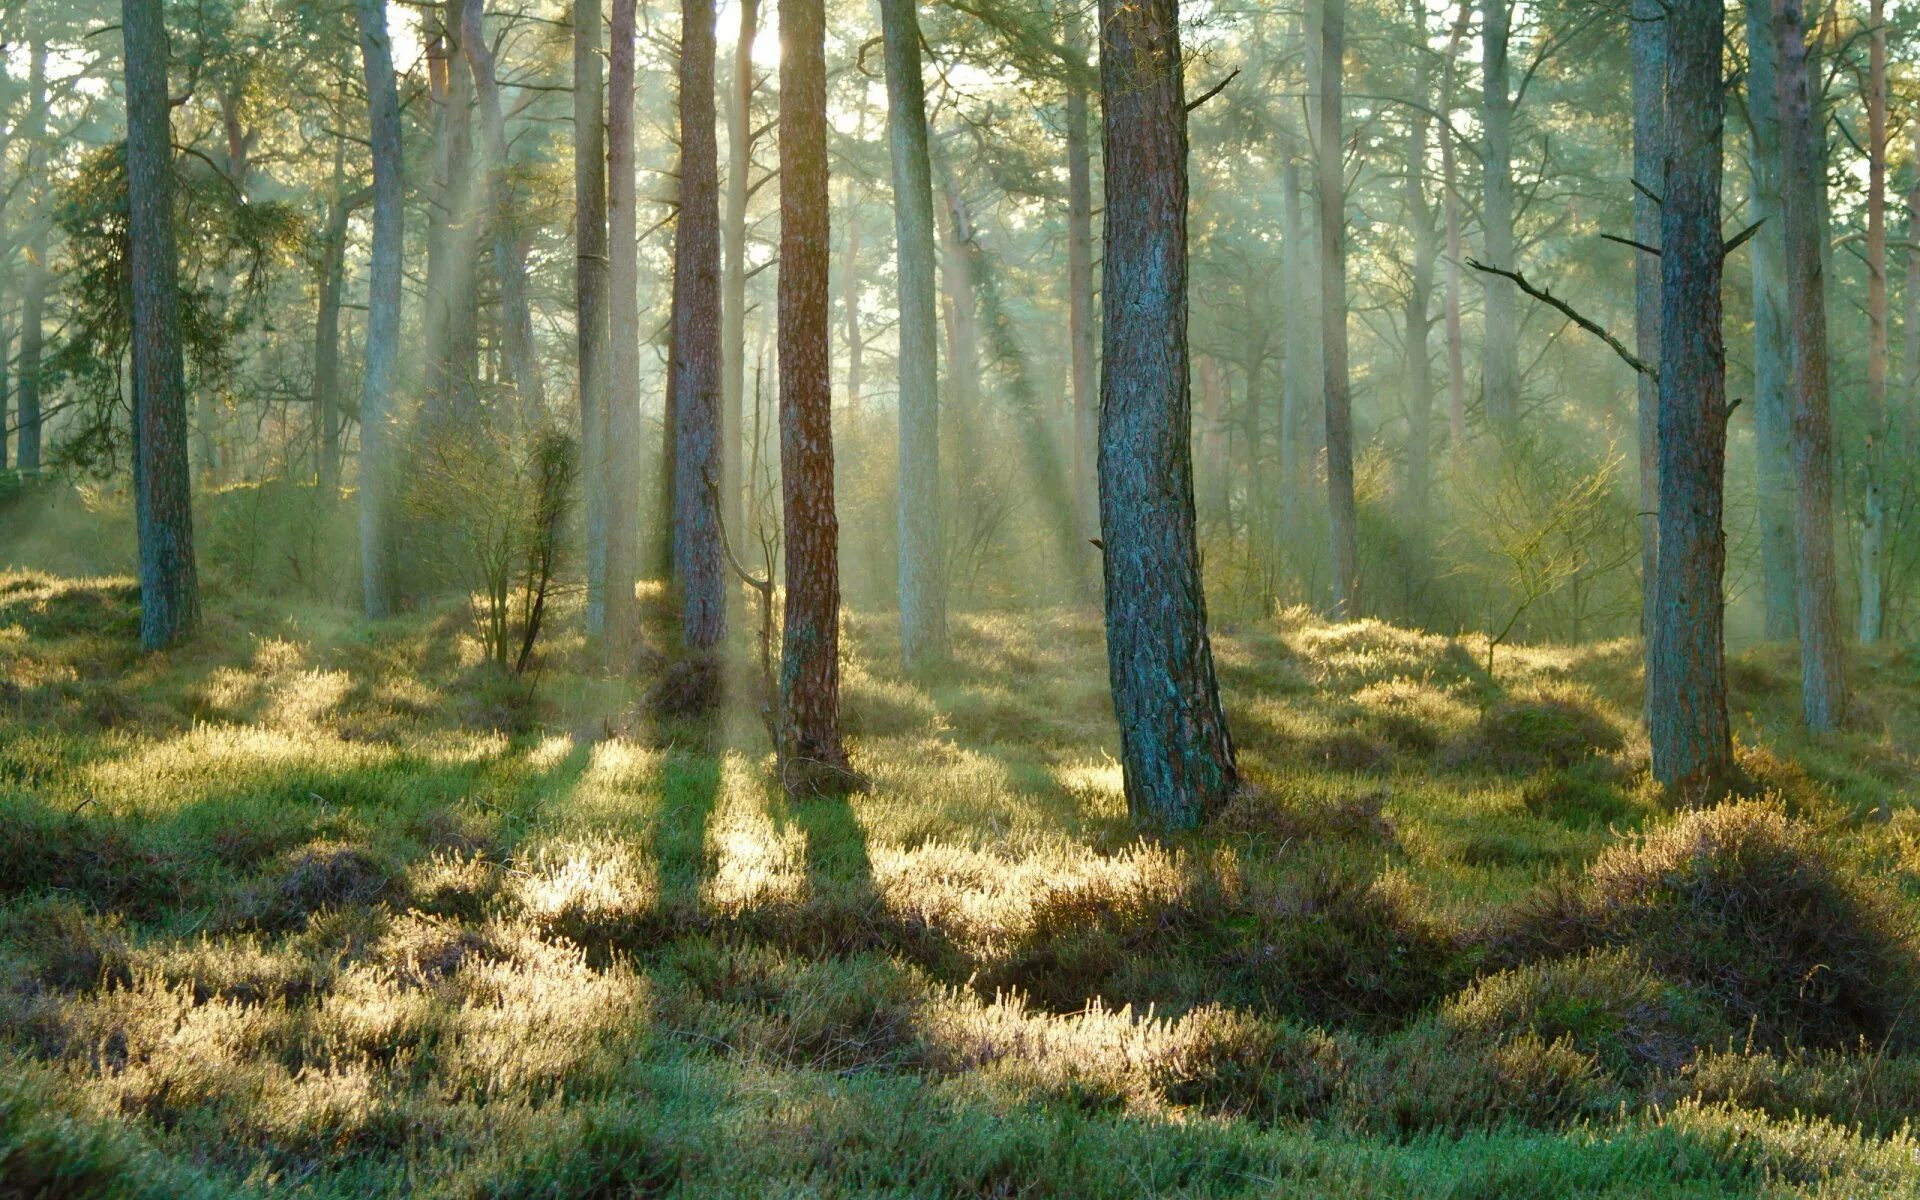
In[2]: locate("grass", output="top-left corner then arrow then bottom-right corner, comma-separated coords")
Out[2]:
5,544 -> 1920,1196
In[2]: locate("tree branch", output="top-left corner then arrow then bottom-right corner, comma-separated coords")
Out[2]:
1467,258 -> 1657,381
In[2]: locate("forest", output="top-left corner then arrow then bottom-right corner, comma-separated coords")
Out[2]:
7,0 -> 1920,1193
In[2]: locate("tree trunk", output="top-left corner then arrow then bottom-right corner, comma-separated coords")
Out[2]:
840,138 -> 865,421
430,0 -> 479,418
778,0 -> 851,793
577,0 -> 611,638
355,0 -> 404,620
1318,0 -> 1358,618
1066,14 -> 1097,572
314,130 -> 353,495
1906,123 -> 1920,454
1096,0 -> 1237,829
938,165 -> 980,422
1746,0 -> 1798,640
605,0 -> 643,653
1648,0 -> 1732,790
463,0 -> 546,420
1859,0 -> 1887,644
1775,0 -> 1847,731
1404,30 -> 1436,520
1279,152 -> 1317,538
1631,0 -> 1663,637
722,0 -> 759,547
673,0 -> 727,653
881,0 -> 950,671
16,38 -> 47,472
122,0 -> 201,649
1480,0 -> 1518,434
1440,1 -> 1469,456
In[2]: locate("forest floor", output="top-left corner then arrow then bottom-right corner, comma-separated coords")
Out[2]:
7,548 -> 1920,1195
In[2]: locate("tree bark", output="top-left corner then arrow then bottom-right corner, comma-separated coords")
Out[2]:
605,0 -> 643,652
1746,0 -> 1798,640
1066,12 -> 1097,571
429,1 -> 479,418
1859,0 -> 1887,644
1648,0 -> 1732,790
1404,25 -> 1436,520
937,162 -> 980,423
1480,0 -> 1518,434
355,0 -> 404,620
722,0 -> 759,547
1775,0 -> 1847,731
16,38 -> 47,472
881,0 -> 949,671
1440,0 -> 1470,456
1631,0 -> 1663,637
463,0 -> 546,420
673,0 -> 727,653
122,0 -> 200,649
1096,0 -> 1237,829
314,128 -> 354,495
1318,0 -> 1359,618
577,0 -> 612,638
778,0 -> 851,793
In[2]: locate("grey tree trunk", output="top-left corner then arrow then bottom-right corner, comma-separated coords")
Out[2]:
1403,28 -> 1436,520
1648,0 -> 1732,790
1631,0 -> 1663,635
1440,0 -> 1470,455
1279,151 -> 1317,538
16,38 -> 46,472
1480,0 -> 1518,434
429,1 -> 479,418
1746,0 -> 1798,640
355,0 -> 404,620
1066,15 -> 1097,573
463,0 -> 546,420
721,0 -> 759,548
1096,0 -> 1237,829
778,0 -> 852,794
605,0 -> 643,653
881,0 -> 949,671
122,0 -> 200,649
1318,0 -> 1359,617
673,0 -> 727,652
577,0 -> 611,638
1859,0 -> 1888,645
1776,0 -> 1847,731
314,128 -> 357,495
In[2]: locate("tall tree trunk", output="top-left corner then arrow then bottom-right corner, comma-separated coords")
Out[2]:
840,143 -> 865,421
463,0 -> 546,419
1096,0 -> 1237,829
431,0 -> 479,418
1859,0 -> 1888,644
1747,0 -> 1798,640
16,38 -> 47,472
1648,0 -> 1732,790
937,164 -> 980,422
1906,123 -> 1920,453
605,0 -> 643,652
1279,153 -> 1315,537
1404,30 -> 1436,520
722,0 -> 759,547
881,0 -> 949,671
673,0 -> 727,653
577,0 -> 612,638
1480,0 -> 1518,435
1631,0 -> 1663,638
0,300 -> 9,472
1776,0 -> 1847,731
423,25 -> 452,407
1066,13 -> 1097,571
314,129 -> 354,495
778,0 -> 851,793
1440,1 -> 1469,456
1318,0 -> 1358,618
355,0 -> 404,620
122,0 -> 200,649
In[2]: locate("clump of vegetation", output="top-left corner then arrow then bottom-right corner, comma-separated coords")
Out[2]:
1501,801 -> 1918,1048
1446,684 -> 1625,774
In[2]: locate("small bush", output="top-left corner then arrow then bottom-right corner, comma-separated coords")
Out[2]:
0,898 -> 131,992
1439,950 -> 1730,1081
1521,767 -> 1640,830
1446,686 -> 1624,774
1499,801 -> 1918,1049
1350,1025 -> 1621,1134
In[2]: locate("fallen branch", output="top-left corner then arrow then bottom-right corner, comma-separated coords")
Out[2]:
1467,257 -> 1657,382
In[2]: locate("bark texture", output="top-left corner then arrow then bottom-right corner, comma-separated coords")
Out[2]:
1631,0 -> 1663,631
1480,0 -> 1518,433
673,0 -> 727,652
606,0 -> 643,652
1776,0 -> 1848,732
1318,0 -> 1358,617
1648,0 -> 1732,789
1746,0 -> 1798,640
576,0 -> 611,637
123,0 -> 201,649
1096,0 -> 1237,829
881,0 -> 950,671
778,0 -> 851,792
722,0 -> 759,547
